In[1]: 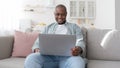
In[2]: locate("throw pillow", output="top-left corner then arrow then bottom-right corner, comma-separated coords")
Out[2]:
12,31 -> 39,57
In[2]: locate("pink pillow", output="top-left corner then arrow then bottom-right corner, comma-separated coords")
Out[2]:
12,31 -> 39,57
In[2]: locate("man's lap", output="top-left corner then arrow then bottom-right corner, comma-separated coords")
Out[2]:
26,53 -> 84,68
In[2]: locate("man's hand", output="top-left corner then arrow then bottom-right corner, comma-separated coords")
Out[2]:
71,46 -> 82,56
34,48 -> 40,53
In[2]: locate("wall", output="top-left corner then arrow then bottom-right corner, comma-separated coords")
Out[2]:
21,0 -> 70,25
21,0 -> 115,30
115,0 -> 120,30
94,0 -> 115,29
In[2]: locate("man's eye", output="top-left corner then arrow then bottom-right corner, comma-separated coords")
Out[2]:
55,13 -> 65,16
56,13 -> 59,16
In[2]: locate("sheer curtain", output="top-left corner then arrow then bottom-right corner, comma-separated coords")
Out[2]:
0,0 -> 23,31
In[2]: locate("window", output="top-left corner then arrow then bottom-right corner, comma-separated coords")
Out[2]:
0,0 -> 22,31
70,0 -> 96,19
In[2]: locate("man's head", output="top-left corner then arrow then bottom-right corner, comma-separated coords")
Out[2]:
54,4 -> 67,24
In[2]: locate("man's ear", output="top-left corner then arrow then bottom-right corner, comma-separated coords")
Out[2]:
65,12 -> 67,16
54,11 -> 56,16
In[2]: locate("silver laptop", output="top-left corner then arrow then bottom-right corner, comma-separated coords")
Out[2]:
39,34 -> 76,56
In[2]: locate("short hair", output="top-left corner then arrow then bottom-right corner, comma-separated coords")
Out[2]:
55,4 -> 67,13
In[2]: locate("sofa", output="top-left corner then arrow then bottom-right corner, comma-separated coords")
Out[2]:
0,28 -> 120,68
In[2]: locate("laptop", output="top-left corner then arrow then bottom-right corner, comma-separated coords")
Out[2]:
39,34 -> 76,56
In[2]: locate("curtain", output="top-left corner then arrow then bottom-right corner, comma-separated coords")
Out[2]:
0,0 -> 23,36
0,0 -> 23,31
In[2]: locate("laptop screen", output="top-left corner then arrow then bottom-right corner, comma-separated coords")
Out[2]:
39,34 -> 76,56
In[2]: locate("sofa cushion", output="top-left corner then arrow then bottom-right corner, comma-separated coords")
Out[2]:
0,58 -> 25,68
87,60 -> 120,68
12,31 -> 39,57
87,29 -> 109,60
87,29 -> 120,61
0,36 -> 14,60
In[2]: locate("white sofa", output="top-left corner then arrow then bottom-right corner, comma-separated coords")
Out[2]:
0,28 -> 120,68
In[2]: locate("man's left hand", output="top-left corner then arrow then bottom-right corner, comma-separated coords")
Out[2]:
71,46 -> 82,56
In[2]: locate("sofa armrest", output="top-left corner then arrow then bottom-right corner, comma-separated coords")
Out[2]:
0,36 -> 14,60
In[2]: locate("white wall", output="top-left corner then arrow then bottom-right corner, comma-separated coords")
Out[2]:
115,0 -> 120,30
21,0 -> 70,25
21,0 -> 115,29
94,0 -> 115,29
22,0 -> 55,25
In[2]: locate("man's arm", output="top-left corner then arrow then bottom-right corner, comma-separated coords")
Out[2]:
71,46 -> 82,56
74,24 -> 86,57
32,25 -> 48,53
32,38 -> 40,52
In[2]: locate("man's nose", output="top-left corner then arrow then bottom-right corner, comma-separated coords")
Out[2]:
58,15 -> 62,18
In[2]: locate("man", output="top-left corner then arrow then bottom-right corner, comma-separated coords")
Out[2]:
24,4 -> 85,68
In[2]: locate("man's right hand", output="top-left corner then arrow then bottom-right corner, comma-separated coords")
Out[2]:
34,48 -> 40,53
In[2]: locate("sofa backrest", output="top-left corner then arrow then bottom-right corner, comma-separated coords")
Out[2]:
0,36 -> 14,60
86,29 -> 120,61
